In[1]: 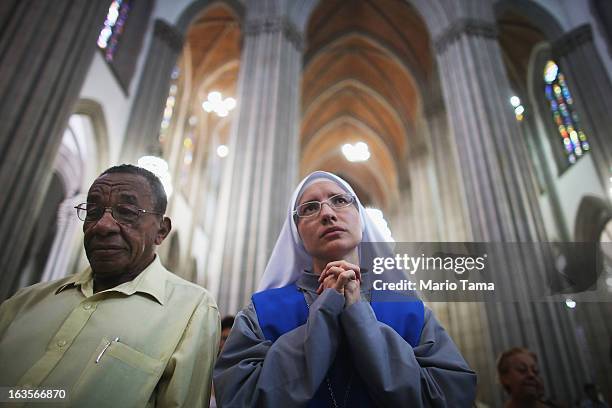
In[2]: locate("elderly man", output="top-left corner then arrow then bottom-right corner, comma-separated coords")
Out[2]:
0,164 -> 220,407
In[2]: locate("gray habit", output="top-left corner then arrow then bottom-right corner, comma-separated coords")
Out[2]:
214,271 -> 477,407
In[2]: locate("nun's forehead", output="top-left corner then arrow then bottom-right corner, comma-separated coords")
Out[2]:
296,178 -> 350,205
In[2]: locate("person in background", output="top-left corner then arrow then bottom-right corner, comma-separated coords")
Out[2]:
497,347 -> 567,408
0,164 -> 220,407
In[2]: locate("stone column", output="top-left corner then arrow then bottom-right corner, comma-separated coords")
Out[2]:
553,24 -> 612,194
423,95 -> 471,241
121,19 -> 184,163
0,1 -> 109,301
420,94 -> 498,404
404,144 -> 441,242
208,13 -> 303,313
432,12 -> 589,402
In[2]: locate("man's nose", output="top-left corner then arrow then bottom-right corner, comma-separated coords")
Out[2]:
90,208 -> 120,233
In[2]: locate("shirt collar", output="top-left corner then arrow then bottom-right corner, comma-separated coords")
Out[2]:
55,255 -> 167,305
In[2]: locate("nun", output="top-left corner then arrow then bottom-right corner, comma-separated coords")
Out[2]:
214,171 -> 476,407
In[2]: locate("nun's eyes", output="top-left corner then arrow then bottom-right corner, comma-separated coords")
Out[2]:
295,194 -> 355,218
297,202 -> 320,216
331,195 -> 349,205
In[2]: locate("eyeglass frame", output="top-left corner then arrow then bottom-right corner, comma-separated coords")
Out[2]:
74,202 -> 164,225
292,193 -> 357,220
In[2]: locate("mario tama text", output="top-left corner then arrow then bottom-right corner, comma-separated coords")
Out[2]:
373,278 -> 495,292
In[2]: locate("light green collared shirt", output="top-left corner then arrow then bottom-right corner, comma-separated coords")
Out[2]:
0,256 -> 220,407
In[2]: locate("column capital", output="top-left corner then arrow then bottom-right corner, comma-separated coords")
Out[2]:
154,19 -> 184,51
244,16 -> 304,51
433,18 -> 497,54
552,24 -> 593,59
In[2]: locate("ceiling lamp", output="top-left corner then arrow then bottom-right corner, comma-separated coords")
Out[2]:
202,91 -> 236,118
342,142 -> 370,162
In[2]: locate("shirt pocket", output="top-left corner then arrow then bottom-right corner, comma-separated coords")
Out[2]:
70,337 -> 164,408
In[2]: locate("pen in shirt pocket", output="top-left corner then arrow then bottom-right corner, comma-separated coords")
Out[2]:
96,337 -> 120,364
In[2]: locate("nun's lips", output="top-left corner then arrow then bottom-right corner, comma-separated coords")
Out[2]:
321,226 -> 346,237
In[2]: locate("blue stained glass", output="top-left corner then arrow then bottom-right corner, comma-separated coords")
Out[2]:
545,85 -> 552,99
551,100 -> 558,110
98,0 -> 132,62
543,60 -> 590,166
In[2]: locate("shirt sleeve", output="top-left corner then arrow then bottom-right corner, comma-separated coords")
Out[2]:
340,303 -> 477,407
156,295 -> 221,408
213,288 -> 345,407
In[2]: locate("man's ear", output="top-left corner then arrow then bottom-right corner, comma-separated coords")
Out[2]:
155,217 -> 172,245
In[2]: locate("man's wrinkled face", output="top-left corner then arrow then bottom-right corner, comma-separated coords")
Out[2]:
296,180 -> 362,263
83,173 -> 167,277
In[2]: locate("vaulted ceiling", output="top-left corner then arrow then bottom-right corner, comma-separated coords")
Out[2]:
179,4 -> 241,180
301,0 -> 432,211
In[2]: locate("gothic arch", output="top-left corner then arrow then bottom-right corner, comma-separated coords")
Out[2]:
176,0 -> 244,36
495,0 -> 564,41
74,98 -> 110,177
575,195 -> 612,242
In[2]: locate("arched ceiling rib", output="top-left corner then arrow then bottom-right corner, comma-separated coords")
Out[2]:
301,0 -> 432,213
301,80 -> 406,154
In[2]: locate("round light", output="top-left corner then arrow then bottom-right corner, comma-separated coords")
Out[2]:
202,101 -> 213,113
565,298 -> 576,308
544,60 -> 559,84
514,105 -> 525,115
217,145 -> 229,158
342,142 -> 371,162
223,97 -> 236,110
510,96 -> 521,107
208,91 -> 222,103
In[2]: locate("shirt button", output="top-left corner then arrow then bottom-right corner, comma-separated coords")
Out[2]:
57,340 -> 67,348
83,304 -> 92,310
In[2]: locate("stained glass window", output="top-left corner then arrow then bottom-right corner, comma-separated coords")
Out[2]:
97,0 -> 132,62
543,60 -> 590,165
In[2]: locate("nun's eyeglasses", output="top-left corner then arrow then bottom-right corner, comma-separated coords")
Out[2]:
293,193 -> 356,218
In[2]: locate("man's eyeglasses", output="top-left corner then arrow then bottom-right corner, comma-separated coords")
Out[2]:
293,193 -> 356,219
75,203 -> 163,225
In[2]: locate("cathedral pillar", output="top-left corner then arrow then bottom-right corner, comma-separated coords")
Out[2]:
423,95 -> 470,241
421,92 -> 498,403
553,24 -> 612,195
121,20 -> 183,163
432,9 -> 588,401
404,143 -> 441,242
208,12 -> 303,312
0,1 -> 109,301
